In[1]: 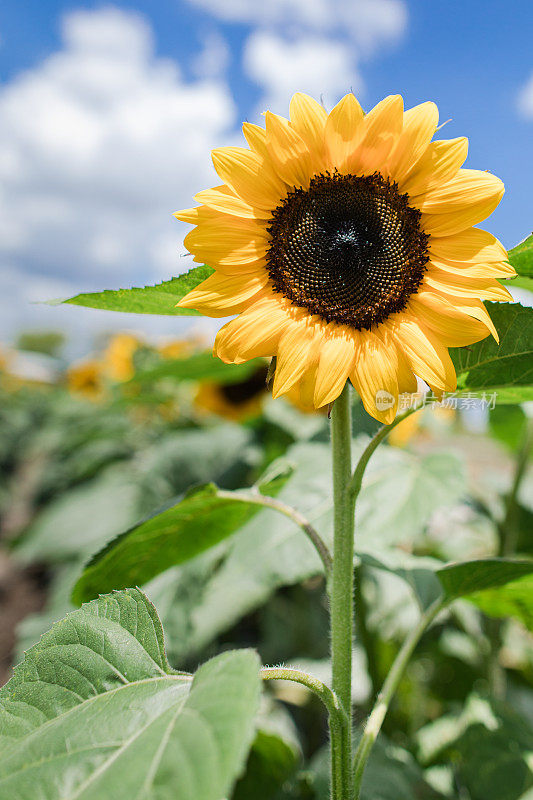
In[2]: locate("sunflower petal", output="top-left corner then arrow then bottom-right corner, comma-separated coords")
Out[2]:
413,169 -> 505,213
401,137 -> 468,196
194,185 -> 271,219
426,289 -> 500,342
349,329 -> 399,424
423,271 -> 514,302
350,94 -> 403,175
184,216 -> 269,267
214,293 -> 289,363
408,290 -> 491,346
242,122 -> 269,158
429,227 -> 508,263
387,101 -> 439,182
177,271 -> 268,317
388,316 -> 457,393
314,324 -> 356,407
289,92 -> 328,172
427,256 -> 516,279
273,315 -> 319,397
325,93 -> 365,172
212,146 -> 286,210
265,111 -> 312,188
421,181 -> 504,237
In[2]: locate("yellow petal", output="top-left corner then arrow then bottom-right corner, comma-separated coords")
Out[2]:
313,324 -> 356,407
265,111 -> 312,188
212,146 -> 286,211
421,183 -> 504,237
349,329 -> 399,424
289,92 -> 328,172
407,290 -> 491,346
242,122 -> 269,158
387,316 -> 457,393
422,271 -> 514,302
427,256 -> 516,279
387,101 -> 439,182
273,314 -> 319,397
184,216 -> 269,267
401,137 -> 468,196
325,93 -> 365,172
426,289 -> 499,341
349,94 -> 403,175
413,169 -> 505,213
429,227 -> 508,263
194,185 -> 271,219
377,324 -> 418,394
174,205 -> 219,224
214,292 -> 289,363
177,271 -> 268,317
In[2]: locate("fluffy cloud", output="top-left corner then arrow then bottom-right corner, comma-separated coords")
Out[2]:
517,71 -> 533,118
187,0 -> 407,114
243,32 -> 362,113
186,0 -> 407,50
0,7 -> 235,343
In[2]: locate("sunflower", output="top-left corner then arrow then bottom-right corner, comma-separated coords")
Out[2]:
175,93 -> 515,423
194,364 -> 268,421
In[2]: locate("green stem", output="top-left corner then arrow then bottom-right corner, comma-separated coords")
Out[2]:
348,407 -> 417,502
260,667 -> 349,799
352,597 -> 445,797
217,489 -> 332,574
330,384 -> 355,799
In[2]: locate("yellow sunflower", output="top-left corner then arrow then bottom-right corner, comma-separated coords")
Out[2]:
175,93 -> 515,423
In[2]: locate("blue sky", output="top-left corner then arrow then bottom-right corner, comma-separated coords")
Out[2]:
0,0 -> 531,348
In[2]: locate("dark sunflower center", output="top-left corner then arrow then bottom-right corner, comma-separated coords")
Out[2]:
266,172 -> 429,330
219,366 -> 268,405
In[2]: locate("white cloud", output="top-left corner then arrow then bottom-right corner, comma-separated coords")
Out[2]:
243,32 -> 361,114
192,29 -> 231,79
517,71 -> 533,118
186,0 -> 407,51
0,7 -> 236,343
187,0 -> 407,115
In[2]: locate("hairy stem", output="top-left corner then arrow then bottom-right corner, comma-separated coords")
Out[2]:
329,384 -> 355,799
217,489 -> 332,574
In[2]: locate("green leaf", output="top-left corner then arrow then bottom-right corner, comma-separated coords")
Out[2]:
436,557 -> 533,600
55,266 -> 213,316
451,303 -> 533,403
508,233 -> 533,278
0,588 -> 261,800
72,483 -> 266,604
233,730 -> 300,800
466,573 -> 533,630
489,404 -> 528,450
416,694 -> 533,800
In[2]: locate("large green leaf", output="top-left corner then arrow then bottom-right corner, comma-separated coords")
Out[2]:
451,302 -> 533,403
54,266 -> 213,316
145,441 -> 465,661
0,588 -> 261,800
73,483 -> 267,604
508,233 -> 533,278
416,694 -> 533,800
436,557 -> 533,600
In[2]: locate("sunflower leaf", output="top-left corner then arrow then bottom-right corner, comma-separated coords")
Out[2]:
508,233 -> 533,278
451,302 -> 533,403
0,588 -> 261,800
50,266 -> 214,315
436,557 -> 533,601
71,483 -> 267,604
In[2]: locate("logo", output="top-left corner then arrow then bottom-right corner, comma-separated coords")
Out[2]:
375,390 -> 395,411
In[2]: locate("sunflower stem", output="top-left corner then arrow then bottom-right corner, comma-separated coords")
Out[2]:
329,383 -> 355,799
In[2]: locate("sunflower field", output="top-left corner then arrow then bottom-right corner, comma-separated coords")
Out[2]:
1,91 -> 533,800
